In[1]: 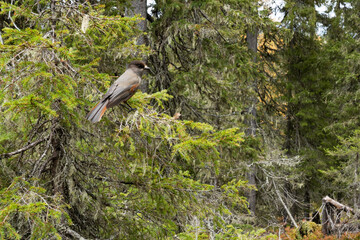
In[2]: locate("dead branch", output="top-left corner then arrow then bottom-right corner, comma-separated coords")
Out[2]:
198,9 -> 228,43
273,179 -> 298,228
0,138 -> 47,160
322,196 -> 357,235
61,226 -> 87,240
323,196 -> 354,214
30,133 -> 53,177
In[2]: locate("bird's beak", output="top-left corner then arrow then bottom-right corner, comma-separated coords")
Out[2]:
144,65 -> 154,75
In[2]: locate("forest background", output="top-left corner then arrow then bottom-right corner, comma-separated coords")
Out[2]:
0,0 -> 360,239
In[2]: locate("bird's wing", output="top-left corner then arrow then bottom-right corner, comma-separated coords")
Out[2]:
86,66 -> 143,123
106,83 -> 140,108
104,69 -> 141,108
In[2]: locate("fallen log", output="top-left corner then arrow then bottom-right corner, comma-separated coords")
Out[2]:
323,196 -> 354,214
321,196 -> 356,235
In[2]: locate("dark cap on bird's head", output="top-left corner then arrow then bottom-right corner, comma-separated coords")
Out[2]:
128,60 -> 151,76
128,60 -> 150,73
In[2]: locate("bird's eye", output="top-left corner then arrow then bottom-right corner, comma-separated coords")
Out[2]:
137,64 -> 144,68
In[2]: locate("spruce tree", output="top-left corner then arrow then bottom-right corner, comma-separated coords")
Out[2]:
0,0 -> 261,238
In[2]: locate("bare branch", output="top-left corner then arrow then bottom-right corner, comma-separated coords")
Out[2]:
9,0 -> 21,31
61,226 -> 88,240
31,135 -> 52,177
0,138 -> 47,160
0,31 -> 3,45
273,179 -> 298,228
323,196 -> 355,214
198,9 -> 228,43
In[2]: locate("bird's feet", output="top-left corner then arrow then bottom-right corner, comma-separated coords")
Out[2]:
127,107 -> 136,113
121,103 -> 137,113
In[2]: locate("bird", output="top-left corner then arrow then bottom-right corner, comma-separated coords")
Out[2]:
86,60 -> 150,123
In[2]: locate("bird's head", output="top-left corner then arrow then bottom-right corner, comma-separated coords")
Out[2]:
128,60 -> 151,76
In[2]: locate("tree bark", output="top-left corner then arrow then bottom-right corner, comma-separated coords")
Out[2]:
50,123 -> 65,194
245,29 -> 258,135
355,152 -> 359,210
304,181 -> 311,219
246,28 -> 258,215
126,0 -> 148,92
127,0 -> 147,45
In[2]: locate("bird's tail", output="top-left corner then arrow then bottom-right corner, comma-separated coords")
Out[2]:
86,100 -> 109,123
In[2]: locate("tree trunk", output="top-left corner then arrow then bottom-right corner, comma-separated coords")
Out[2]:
245,29 -> 258,135
127,0 -> 148,45
304,181 -> 311,219
126,0 -> 148,92
246,28 -> 258,215
50,124 -> 64,194
355,152 -> 359,210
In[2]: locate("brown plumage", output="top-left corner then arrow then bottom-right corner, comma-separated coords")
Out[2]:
86,60 -> 150,123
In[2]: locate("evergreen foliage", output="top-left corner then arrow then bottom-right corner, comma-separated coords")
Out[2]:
0,0 -> 257,238
1,0 -> 360,239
